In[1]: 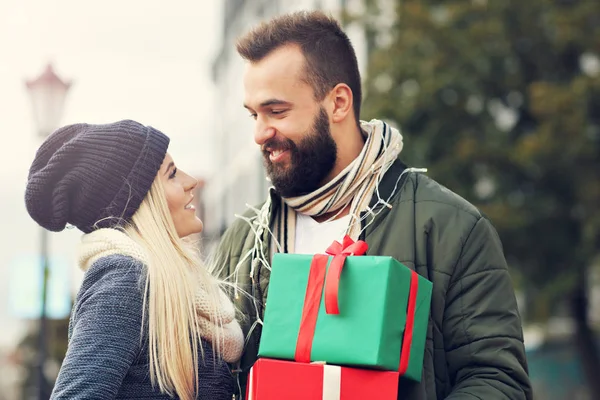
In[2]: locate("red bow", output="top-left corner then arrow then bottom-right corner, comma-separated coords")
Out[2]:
294,235 -> 419,377
324,235 -> 368,315
294,236 -> 367,363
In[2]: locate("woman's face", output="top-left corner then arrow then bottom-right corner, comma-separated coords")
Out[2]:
157,153 -> 203,237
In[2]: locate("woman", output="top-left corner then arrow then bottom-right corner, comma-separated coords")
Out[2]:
25,120 -> 244,399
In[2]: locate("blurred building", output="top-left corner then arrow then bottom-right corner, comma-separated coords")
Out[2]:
202,0 -> 371,249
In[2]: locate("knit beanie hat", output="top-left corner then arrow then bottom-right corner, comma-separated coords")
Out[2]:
25,119 -> 170,233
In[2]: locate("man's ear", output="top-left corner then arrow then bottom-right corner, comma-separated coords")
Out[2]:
329,83 -> 354,124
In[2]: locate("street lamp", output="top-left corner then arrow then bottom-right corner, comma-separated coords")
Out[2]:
26,64 -> 71,138
25,63 -> 71,400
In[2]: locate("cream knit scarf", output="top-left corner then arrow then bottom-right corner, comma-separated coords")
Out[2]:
273,119 -> 403,253
77,228 -> 244,363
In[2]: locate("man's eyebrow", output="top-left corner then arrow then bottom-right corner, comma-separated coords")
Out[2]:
244,99 -> 291,109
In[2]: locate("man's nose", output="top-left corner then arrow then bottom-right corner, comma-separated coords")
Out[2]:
254,116 -> 276,146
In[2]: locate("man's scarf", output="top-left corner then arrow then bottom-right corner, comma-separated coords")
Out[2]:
272,119 -> 403,254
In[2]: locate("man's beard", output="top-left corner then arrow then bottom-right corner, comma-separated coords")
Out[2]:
262,107 -> 337,198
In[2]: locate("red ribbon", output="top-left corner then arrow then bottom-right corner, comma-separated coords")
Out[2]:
324,235 -> 368,315
294,235 -> 419,376
294,236 -> 367,362
295,254 -> 329,363
398,270 -> 419,375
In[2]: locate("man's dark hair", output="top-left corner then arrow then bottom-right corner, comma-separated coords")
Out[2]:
237,11 -> 362,125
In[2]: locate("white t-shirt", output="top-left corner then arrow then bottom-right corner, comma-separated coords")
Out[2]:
294,213 -> 352,255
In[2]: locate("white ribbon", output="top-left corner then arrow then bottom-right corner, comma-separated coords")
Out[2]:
322,364 -> 342,400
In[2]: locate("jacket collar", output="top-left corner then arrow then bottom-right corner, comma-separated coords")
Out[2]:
368,158 -> 409,208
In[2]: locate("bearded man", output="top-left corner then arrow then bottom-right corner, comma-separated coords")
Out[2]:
216,10 -> 532,400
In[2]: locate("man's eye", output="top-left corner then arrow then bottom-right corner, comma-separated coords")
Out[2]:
272,110 -> 286,115
249,113 -> 257,120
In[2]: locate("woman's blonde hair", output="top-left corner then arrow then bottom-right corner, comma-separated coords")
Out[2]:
124,176 -> 222,400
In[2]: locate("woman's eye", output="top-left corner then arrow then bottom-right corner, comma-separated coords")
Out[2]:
169,168 -> 177,179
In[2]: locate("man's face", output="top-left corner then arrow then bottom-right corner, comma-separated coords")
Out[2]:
243,45 -> 337,197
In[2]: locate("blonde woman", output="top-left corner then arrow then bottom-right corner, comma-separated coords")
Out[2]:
25,120 -> 244,400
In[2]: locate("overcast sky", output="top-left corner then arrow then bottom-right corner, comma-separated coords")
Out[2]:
0,0 -> 223,348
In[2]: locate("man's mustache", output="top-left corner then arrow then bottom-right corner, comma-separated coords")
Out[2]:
261,137 -> 294,153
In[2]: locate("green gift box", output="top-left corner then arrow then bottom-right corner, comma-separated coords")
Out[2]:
258,237 -> 433,382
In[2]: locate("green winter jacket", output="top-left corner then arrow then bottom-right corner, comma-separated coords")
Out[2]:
215,160 -> 532,399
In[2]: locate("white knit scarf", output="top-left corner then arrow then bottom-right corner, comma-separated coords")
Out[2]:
77,228 -> 244,363
273,119 -> 403,253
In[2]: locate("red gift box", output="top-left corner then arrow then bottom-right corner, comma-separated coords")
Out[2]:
247,358 -> 399,400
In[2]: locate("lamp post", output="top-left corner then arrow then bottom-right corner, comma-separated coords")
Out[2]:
25,63 -> 71,400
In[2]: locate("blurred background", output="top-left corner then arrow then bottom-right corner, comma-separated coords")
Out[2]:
1,0 -> 598,399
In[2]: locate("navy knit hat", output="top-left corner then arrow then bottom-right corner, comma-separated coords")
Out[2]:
25,119 -> 170,233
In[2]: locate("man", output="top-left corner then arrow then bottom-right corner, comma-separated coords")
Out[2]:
216,10 -> 532,400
